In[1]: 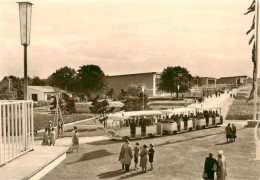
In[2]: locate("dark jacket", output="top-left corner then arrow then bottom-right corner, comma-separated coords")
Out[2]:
204,157 -> 217,179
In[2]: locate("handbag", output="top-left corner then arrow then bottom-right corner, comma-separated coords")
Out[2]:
212,163 -> 217,172
202,172 -> 208,179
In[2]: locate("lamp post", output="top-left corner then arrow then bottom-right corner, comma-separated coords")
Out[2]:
17,2 -> 33,100
177,85 -> 180,108
141,86 -> 145,111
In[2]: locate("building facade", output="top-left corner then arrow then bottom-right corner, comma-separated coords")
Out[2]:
27,86 -> 55,101
217,76 -> 249,85
107,72 -> 161,96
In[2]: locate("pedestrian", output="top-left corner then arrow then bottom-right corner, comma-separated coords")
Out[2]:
119,139 -> 128,170
225,123 -> 232,142
216,150 -> 227,180
203,152 -> 218,180
49,127 -> 56,146
42,128 -> 49,146
47,121 -> 52,137
72,130 -> 79,152
232,123 -> 237,142
133,142 -> 140,170
122,139 -> 133,172
140,144 -> 148,173
57,119 -> 63,138
148,143 -> 155,171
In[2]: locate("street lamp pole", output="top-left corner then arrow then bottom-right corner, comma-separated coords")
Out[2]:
142,87 -> 145,111
177,85 -> 180,108
17,2 -> 33,100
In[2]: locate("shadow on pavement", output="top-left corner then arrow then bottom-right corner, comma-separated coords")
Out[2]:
97,169 -> 125,179
87,139 -> 123,146
119,171 -> 143,179
215,141 -> 233,146
65,149 -> 114,165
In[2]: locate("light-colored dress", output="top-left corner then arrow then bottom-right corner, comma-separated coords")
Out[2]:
217,157 -> 227,180
140,148 -> 148,168
122,144 -> 133,165
49,131 -> 56,145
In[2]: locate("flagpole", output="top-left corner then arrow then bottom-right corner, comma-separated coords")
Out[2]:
254,0 -> 259,121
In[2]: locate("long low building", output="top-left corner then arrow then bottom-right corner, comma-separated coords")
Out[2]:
107,72 -> 161,96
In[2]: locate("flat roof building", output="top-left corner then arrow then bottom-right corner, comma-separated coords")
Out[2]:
107,72 -> 161,96
217,75 -> 249,85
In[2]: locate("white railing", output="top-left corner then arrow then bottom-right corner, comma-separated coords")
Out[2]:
0,100 -> 34,166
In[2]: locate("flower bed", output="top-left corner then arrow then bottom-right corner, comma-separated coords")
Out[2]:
226,90 -> 253,120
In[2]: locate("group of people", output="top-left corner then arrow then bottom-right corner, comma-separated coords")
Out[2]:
42,121 -> 79,152
225,123 -> 237,142
42,121 -> 57,146
204,150 -> 227,180
119,139 -> 155,173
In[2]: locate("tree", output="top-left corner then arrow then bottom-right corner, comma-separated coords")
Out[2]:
119,89 -> 127,100
31,76 -> 46,86
193,76 -> 202,87
77,65 -> 107,97
121,87 -> 148,111
159,66 -> 193,97
106,88 -> 115,99
62,93 -> 76,114
89,95 -> 115,127
48,66 -> 76,90
9,76 -> 23,100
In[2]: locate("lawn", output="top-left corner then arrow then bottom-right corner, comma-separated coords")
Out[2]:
42,123 -> 260,180
34,113 -> 94,131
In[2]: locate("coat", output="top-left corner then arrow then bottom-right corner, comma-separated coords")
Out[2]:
217,158 -> 227,180
204,157 -> 217,179
119,143 -> 126,164
140,148 -> 148,168
122,144 -> 133,165
49,131 -> 56,145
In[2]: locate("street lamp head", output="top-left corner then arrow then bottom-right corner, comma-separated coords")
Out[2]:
177,85 -> 180,90
17,2 -> 33,46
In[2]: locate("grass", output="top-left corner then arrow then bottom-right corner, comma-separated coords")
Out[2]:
34,113 -> 94,131
41,123 -> 260,180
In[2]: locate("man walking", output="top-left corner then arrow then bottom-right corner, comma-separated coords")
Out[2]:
204,152 -> 218,180
122,139 -> 133,172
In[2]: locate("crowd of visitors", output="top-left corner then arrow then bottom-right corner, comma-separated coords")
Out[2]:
119,139 -> 155,173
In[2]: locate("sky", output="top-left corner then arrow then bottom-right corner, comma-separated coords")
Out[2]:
0,0 -> 255,80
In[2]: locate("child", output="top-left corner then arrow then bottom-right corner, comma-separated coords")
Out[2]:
133,142 -> 140,170
148,143 -> 155,171
72,130 -> 79,152
42,128 -> 49,146
49,128 -> 56,146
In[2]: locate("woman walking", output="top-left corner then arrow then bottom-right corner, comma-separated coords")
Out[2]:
133,142 -> 140,170
140,144 -> 148,173
217,150 -> 227,180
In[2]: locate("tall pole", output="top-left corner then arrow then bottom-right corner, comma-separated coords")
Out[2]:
254,0 -> 259,121
143,92 -> 144,111
24,45 -> 28,100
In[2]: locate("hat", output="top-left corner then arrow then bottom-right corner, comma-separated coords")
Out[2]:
49,121 -> 52,123
136,142 -> 139,145
150,143 -> 154,147
125,139 -> 130,144
218,150 -> 224,155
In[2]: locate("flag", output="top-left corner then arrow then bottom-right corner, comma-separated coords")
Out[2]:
247,43 -> 256,103
245,0 -> 256,15
245,0 -> 257,103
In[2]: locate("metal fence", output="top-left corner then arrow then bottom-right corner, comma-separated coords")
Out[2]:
0,100 -> 34,166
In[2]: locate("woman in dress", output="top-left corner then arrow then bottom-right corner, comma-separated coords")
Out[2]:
217,150 -> 227,180
133,142 -> 140,170
49,128 -> 56,146
42,128 -> 49,146
140,144 -> 148,173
